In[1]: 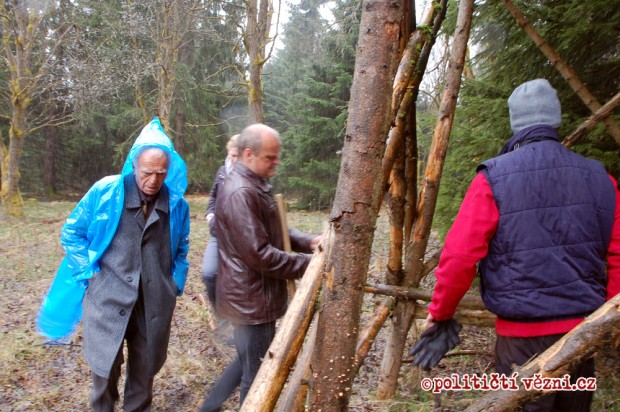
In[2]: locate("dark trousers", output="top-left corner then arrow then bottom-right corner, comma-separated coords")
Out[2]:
204,276 -> 217,310
495,334 -> 595,412
90,288 -> 154,412
200,321 -> 276,412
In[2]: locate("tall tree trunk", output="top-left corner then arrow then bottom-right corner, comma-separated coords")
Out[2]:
0,2 -> 74,216
43,124 -> 58,197
174,103 -> 186,156
1,115 -> 26,217
244,0 -> 273,124
376,0 -> 475,399
501,0 -> 620,146
156,0 -> 181,130
173,35 -> 191,157
0,4 -> 38,217
404,107 -> 418,245
307,0 -> 404,409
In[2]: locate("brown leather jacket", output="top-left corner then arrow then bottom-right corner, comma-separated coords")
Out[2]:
214,163 -> 315,324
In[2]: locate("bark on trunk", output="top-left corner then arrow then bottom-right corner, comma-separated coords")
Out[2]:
386,141 -> 406,286
404,108 -> 418,245
0,6 -> 38,217
306,1 -> 405,409
501,0 -> 620,146
466,294 -> 620,411
1,119 -> 25,217
275,318 -> 318,412
174,103 -> 186,156
376,0 -> 475,399
240,229 -> 331,412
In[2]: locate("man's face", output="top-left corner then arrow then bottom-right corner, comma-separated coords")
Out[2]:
244,134 -> 280,179
135,148 -> 168,195
228,147 -> 239,164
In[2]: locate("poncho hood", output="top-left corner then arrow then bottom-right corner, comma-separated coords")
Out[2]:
122,117 -> 187,206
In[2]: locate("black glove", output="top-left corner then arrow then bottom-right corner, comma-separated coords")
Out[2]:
409,318 -> 462,370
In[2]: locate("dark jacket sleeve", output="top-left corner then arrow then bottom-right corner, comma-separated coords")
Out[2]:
205,165 -> 226,218
222,188 -> 311,280
289,228 -> 316,254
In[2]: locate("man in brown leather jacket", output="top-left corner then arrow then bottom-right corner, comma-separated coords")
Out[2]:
200,123 -> 321,412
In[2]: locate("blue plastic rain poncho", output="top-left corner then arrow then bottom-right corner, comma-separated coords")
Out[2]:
36,117 -> 190,341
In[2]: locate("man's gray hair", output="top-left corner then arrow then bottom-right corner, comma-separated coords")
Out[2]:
132,146 -> 170,169
237,124 -> 280,155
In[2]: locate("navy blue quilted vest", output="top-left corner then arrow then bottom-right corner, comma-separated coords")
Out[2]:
477,140 -> 615,322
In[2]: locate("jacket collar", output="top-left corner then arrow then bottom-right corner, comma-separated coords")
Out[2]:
499,125 -> 560,155
235,163 -> 272,193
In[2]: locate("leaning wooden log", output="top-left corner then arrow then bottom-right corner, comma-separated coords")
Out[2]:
563,91 -> 620,148
465,294 -> 620,411
421,249 -> 442,277
354,296 -> 495,376
364,283 -> 486,310
381,0 -> 449,211
279,299 -> 395,410
354,299 -> 394,371
501,0 -> 620,146
240,227 -> 332,412
391,4 -> 435,118
275,194 -> 297,299
276,317 -> 319,412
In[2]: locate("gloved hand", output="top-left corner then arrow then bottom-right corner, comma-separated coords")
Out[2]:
409,318 -> 462,370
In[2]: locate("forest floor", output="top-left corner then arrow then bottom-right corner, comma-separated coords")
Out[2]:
1,195 -> 618,411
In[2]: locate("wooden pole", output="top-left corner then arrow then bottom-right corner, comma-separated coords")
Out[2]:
275,193 -> 297,298
413,303 -> 496,328
354,299 -> 394,371
563,91 -> 620,148
364,283 -> 486,310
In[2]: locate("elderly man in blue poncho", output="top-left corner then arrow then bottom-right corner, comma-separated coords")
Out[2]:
37,118 -> 190,412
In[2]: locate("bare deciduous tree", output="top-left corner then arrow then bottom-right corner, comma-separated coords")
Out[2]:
0,0 -> 75,216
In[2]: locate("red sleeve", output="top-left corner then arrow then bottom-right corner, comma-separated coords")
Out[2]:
606,175 -> 620,300
429,173 -> 499,321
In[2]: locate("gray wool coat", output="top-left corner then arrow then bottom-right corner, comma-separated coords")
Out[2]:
81,174 -> 177,378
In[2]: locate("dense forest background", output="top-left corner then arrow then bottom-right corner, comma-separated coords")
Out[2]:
1,0 -> 618,235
